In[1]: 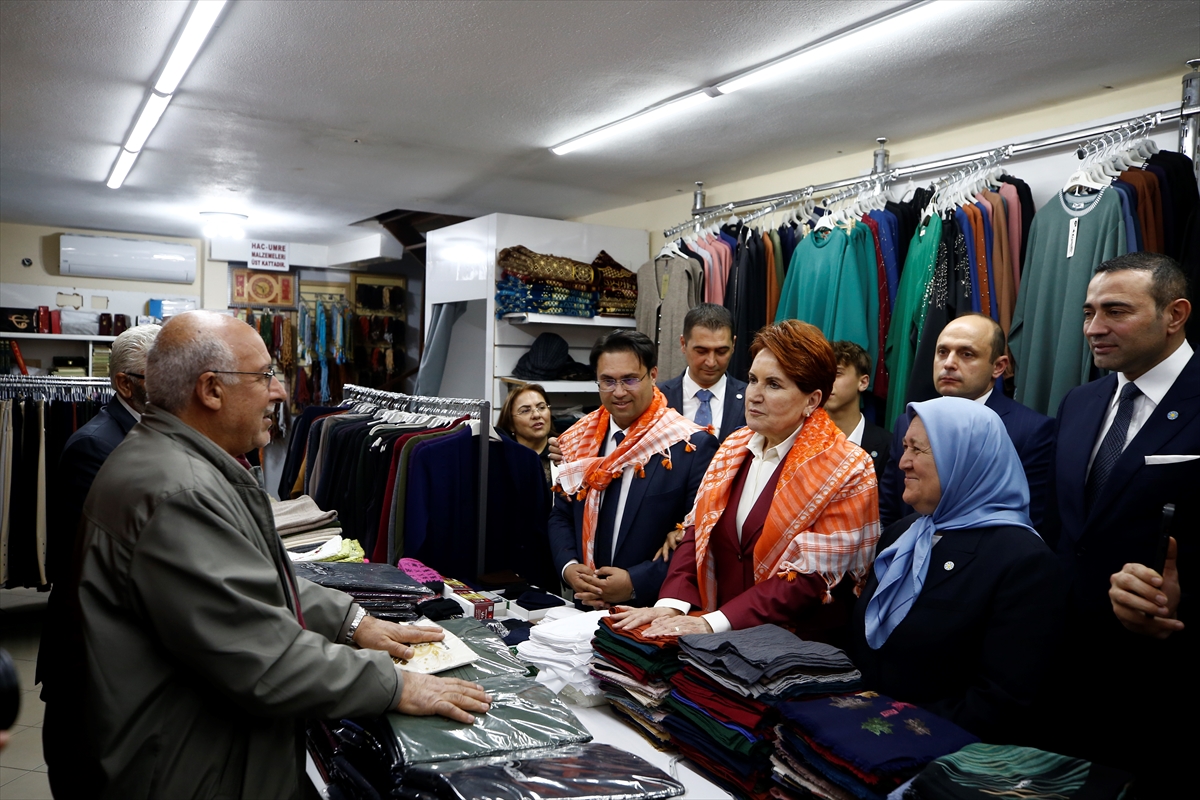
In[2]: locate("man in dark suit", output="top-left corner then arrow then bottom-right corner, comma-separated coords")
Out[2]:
826,340 -> 890,478
37,323 -> 161,798
658,303 -> 747,443
549,330 -> 718,608
880,313 -> 1054,528
1046,253 -> 1194,793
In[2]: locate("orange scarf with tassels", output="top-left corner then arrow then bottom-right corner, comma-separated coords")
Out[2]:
555,387 -> 706,569
684,408 -> 880,612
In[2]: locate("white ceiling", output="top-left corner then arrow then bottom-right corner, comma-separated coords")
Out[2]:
1,0 -> 1197,246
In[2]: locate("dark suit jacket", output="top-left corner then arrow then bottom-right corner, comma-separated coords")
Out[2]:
658,455 -> 849,640
880,391 -> 1054,529
852,515 -> 1066,744
548,431 -> 718,605
659,370 -> 748,443
1041,350 -> 1198,789
858,420 -> 890,481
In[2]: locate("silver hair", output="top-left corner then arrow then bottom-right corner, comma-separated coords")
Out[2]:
108,324 -> 161,390
146,324 -> 238,413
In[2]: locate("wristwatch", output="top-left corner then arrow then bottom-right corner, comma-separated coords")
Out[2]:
345,606 -> 368,645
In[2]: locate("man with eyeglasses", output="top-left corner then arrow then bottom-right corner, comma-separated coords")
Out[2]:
73,312 -> 489,799
39,323 -> 159,798
549,330 -> 718,609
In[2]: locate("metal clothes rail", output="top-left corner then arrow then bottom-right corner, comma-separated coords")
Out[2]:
664,104 -> 1194,237
341,383 -> 491,574
0,374 -> 114,401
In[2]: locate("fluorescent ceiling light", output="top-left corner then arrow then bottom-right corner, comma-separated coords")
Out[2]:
124,92 -> 173,152
155,0 -> 229,94
552,92 -> 715,155
550,0 -> 936,154
201,211 -> 247,240
107,149 -> 139,189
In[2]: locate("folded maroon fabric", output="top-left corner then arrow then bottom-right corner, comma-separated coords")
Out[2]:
671,668 -> 772,730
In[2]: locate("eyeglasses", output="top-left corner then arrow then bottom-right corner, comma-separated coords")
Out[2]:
597,372 -> 648,392
206,368 -> 278,384
515,403 -> 550,417
123,372 -> 145,381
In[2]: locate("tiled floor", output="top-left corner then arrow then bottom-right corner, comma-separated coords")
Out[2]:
0,587 -> 53,799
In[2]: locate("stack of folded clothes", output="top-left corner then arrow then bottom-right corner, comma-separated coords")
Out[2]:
904,742 -> 1133,800
591,250 -> 638,317
590,617 -> 682,748
402,743 -> 685,800
288,535 -> 365,563
678,624 -> 862,702
309,618 -> 595,799
291,561 -> 434,623
495,244 -> 599,318
515,609 -> 608,702
272,495 -> 342,551
773,693 -> 978,800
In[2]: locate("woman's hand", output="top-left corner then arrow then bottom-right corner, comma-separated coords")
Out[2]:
609,605 -> 679,630
652,527 -> 686,562
643,614 -> 712,638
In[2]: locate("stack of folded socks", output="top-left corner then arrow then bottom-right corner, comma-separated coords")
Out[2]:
678,624 -> 862,702
515,609 -> 608,700
590,617 -> 682,748
291,561 -> 434,623
773,693 -> 978,800
272,495 -> 342,551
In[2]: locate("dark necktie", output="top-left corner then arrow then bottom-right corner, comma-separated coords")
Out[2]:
695,389 -> 714,428
594,431 -> 625,567
1086,382 -> 1142,511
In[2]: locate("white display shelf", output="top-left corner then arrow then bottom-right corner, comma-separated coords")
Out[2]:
501,312 -> 635,328
499,377 -> 597,393
1,331 -> 118,343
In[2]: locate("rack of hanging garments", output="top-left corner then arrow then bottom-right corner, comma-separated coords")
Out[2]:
295,290 -> 353,409
277,384 -> 556,586
0,375 -> 115,589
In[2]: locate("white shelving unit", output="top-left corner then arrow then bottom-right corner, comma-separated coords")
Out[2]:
2,331 -> 118,376
425,214 -> 649,420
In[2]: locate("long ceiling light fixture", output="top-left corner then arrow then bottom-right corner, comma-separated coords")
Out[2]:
106,0 -> 228,189
550,0 -> 936,156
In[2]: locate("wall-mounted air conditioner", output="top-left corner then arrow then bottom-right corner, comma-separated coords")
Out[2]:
60,233 -> 197,284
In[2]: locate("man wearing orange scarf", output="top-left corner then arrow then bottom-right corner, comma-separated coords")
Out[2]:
550,331 -> 718,609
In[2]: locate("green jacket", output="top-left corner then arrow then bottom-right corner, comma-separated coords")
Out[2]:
78,405 -> 402,799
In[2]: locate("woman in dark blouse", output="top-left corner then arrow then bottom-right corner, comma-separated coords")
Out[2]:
497,383 -> 554,487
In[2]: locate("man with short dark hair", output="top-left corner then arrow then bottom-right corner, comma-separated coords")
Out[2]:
1046,252 -> 1195,793
549,330 -> 717,608
825,340 -> 890,478
76,311 -> 489,799
658,303 -> 747,443
879,312 -> 1055,527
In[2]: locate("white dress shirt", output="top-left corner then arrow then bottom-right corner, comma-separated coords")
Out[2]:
682,369 -> 726,439
560,419 -> 636,579
847,414 -> 865,446
974,387 -> 993,406
116,394 -> 142,423
1087,340 -> 1193,475
656,420 -> 804,634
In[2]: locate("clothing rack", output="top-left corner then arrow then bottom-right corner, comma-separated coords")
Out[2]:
0,375 -> 114,401
663,105 -> 1194,237
341,383 -> 491,573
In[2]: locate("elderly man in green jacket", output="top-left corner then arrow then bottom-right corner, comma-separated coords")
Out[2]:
76,311 -> 490,799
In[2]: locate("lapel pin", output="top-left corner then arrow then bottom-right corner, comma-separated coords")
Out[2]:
943,561 -> 955,571
736,393 -> 743,400
1167,410 -> 1179,420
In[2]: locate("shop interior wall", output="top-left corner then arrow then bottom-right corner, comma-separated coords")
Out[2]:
572,75 -> 1184,253
0,221 -> 226,311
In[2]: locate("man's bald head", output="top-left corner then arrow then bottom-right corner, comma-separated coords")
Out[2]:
146,312 -> 241,413
933,313 -> 1009,400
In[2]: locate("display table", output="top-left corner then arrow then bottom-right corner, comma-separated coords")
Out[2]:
307,701 -> 732,799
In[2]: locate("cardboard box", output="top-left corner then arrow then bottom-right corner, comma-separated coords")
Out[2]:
445,591 -> 495,620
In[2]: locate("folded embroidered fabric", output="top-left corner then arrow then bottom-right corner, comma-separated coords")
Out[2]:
906,742 -> 1133,800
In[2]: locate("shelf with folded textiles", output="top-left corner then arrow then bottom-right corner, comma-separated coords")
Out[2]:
501,312 -> 635,328
498,376 -> 598,393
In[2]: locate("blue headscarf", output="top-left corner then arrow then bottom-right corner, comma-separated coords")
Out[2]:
863,396 -> 1037,649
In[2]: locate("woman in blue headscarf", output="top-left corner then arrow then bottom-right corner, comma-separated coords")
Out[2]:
853,397 -> 1065,743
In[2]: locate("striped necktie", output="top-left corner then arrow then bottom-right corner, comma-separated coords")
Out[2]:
1086,382 -> 1142,511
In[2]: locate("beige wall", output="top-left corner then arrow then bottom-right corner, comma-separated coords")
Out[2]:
573,75 -> 1183,253
0,221 -> 227,309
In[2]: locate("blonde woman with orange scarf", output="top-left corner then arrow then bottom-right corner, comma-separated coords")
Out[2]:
611,321 -> 880,639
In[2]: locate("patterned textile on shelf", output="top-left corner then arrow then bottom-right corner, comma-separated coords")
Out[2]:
498,245 -> 599,292
592,250 -> 639,316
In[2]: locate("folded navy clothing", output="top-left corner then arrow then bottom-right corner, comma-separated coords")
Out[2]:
416,597 -> 464,622
500,618 -> 533,646
515,589 -> 567,611
293,561 -> 435,597
662,713 -> 761,779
